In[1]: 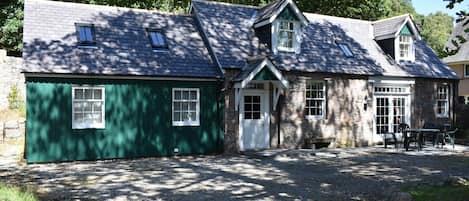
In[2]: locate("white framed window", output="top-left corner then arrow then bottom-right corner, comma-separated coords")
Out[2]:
172,88 -> 200,126
465,96 -> 469,105
277,20 -> 295,52
72,86 -> 105,129
436,85 -> 449,118
398,35 -> 413,61
464,64 -> 469,77
305,81 -> 326,119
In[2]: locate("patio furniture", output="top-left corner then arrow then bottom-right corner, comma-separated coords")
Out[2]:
382,132 -> 398,149
436,128 -> 458,149
405,128 -> 440,151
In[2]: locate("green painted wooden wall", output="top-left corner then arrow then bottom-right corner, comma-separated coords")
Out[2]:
253,68 -> 278,81
25,77 -> 224,163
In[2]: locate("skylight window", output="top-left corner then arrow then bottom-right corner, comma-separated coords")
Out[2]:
338,43 -> 353,57
147,29 -> 167,49
76,24 -> 95,45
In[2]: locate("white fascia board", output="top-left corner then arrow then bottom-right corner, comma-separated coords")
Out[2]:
394,17 -> 422,40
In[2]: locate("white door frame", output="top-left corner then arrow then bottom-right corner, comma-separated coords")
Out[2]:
238,88 -> 270,151
372,84 -> 412,141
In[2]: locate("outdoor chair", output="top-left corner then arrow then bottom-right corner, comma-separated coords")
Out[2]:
399,123 -> 418,150
435,127 -> 458,149
422,122 -> 440,146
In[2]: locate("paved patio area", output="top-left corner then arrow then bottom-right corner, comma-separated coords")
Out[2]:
1,143 -> 469,201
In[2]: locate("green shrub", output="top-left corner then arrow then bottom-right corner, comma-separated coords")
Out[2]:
7,84 -> 24,110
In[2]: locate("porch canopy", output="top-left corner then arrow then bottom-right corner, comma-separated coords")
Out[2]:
233,57 -> 289,111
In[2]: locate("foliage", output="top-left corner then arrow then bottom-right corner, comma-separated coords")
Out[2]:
0,183 -> 38,201
406,180 -> 469,201
420,12 -> 454,57
444,0 -> 468,56
0,0 -> 457,58
7,84 -> 24,111
0,0 -> 23,53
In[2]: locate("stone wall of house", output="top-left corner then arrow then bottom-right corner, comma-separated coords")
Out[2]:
412,78 -> 455,128
279,73 -> 374,148
223,69 -> 241,153
0,49 -> 25,110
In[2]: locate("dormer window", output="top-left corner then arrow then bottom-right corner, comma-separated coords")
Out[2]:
76,24 -> 96,46
399,35 -> 413,61
278,21 -> 295,51
147,29 -> 168,50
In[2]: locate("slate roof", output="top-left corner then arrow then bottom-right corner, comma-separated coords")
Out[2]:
192,0 -> 458,79
254,0 -> 286,24
233,57 -> 267,81
23,0 -> 222,78
372,14 -> 409,40
443,18 -> 469,64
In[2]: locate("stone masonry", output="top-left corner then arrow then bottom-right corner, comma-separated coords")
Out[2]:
0,49 -> 25,110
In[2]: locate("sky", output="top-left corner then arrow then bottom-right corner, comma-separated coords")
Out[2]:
413,0 -> 468,20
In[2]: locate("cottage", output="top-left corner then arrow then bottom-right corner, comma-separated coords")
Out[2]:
23,0 -> 458,163
190,0 -> 458,152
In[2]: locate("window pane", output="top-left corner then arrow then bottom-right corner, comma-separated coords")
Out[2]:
182,102 -> 189,111
189,112 -> 196,121
93,102 -> 102,112
84,102 -> 92,112
74,113 -> 83,122
182,91 -> 189,100
75,89 -> 84,99
174,102 -> 181,111
174,90 -> 182,100
173,111 -> 181,121
73,102 -> 83,112
85,89 -> 93,99
156,33 -> 165,46
93,89 -> 102,99
253,103 -> 260,112
253,112 -> 261,119
85,27 -> 93,41
190,91 -> 197,100
79,27 -> 87,41
190,102 -> 197,111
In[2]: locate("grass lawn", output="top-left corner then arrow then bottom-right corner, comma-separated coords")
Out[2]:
406,180 -> 469,201
0,183 -> 38,201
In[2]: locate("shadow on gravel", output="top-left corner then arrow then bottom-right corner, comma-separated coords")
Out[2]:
1,149 -> 468,200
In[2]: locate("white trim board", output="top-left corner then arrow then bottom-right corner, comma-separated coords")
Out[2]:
253,0 -> 309,28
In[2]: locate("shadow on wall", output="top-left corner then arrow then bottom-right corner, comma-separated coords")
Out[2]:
280,74 -> 372,149
23,8 -> 224,162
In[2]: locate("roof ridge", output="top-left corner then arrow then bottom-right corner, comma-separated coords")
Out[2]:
303,12 -> 372,24
27,0 -> 193,16
372,14 -> 410,23
191,0 -> 260,9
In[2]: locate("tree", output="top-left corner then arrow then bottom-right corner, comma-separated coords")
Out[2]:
0,0 -> 23,54
444,0 -> 468,56
420,12 -> 454,57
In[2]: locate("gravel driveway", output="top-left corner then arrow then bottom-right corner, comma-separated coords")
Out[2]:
1,144 -> 469,201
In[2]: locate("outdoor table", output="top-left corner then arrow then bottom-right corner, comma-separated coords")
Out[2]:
404,128 -> 441,151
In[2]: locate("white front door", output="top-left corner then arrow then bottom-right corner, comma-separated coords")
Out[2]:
239,90 -> 269,151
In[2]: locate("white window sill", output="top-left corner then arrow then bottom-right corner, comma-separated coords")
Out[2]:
172,121 -> 200,127
305,115 -> 324,121
436,114 -> 449,119
72,123 -> 105,129
277,47 -> 295,53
